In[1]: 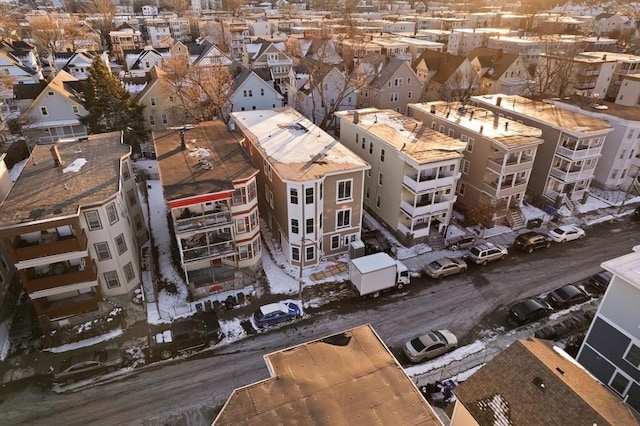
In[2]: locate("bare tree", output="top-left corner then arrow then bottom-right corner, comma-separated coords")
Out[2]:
81,0 -> 116,49
29,16 -> 65,55
295,39 -> 382,131
160,57 -> 234,123
159,0 -> 190,16
526,42 -> 581,100
200,21 -> 230,53
444,67 -> 482,102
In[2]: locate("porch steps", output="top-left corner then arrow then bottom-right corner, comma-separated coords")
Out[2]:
506,209 -> 525,230
427,228 -> 446,250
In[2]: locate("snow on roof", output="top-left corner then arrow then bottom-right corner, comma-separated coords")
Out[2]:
231,108 -> 368,180
62,158 -> 87,173
260,302 -> 288,315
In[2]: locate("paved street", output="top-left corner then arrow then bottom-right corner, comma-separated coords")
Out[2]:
0,215 -> 637,425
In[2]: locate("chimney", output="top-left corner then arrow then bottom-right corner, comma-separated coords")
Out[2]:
602,54 -> 607,60
50,145 -> 63,167
493,114 -> 499,129
496,96 -> 502,107
353,111 -> 359,124
480,125 -> 484,134
469,110 -> 474,120
505,121 -> 509,131
179,130 -> 186,149
430,104 -> 436,114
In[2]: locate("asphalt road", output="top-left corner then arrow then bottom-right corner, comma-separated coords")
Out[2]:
0,218 -> 638,426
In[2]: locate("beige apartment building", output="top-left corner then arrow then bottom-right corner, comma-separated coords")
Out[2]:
410,102 -> 544,228
0,132 -> 148,330
472,94 -> 613,212
231,107 -> 369,268
336,108 -> 466,245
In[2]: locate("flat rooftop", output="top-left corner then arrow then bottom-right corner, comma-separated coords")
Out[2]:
336,108 -> 466,164
0,132 -> 128,228
410,102 -> 544,150
602,245 -> 640,291
153,120 -> 258,203
213,324 -> 442,425
472,94 -> 613,135
550,94 -> 640,122
231,107 -> 369,181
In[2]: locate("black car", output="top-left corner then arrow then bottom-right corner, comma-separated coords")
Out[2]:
53,349 -> 124,383
546,284 -> 590,309
509,298 -> 553,325
588,270 -> 613,294
514,231 -> 552,253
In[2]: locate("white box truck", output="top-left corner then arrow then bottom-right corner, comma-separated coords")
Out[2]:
349,252 -> 410,297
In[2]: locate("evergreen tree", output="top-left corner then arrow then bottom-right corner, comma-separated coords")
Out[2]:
81,57 -> 147,153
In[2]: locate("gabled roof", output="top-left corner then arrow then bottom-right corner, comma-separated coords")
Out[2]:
453,338 -> 639,426
13,81 -> 48,100
369,57 -> 410,89
467,47 -> 520,81
413,50 -> 467,84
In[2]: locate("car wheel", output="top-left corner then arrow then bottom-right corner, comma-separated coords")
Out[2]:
501,254 -> 507,260
546,242 -> 551,248
397,282 -> 404,290
561,239 -> 566,243
461,267 -> 467,272
160,349 -> 173,360
372,291 -> 381,298
451,245 -> 459,251
579,234 -> 584,239
527,247 -> 534,254
481,260 -> 488,266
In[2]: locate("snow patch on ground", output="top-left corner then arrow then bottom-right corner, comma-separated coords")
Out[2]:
45,329 -> 124,353
404,341 -> 486,376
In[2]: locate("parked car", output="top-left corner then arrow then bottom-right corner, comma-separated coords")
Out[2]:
508,298 -> 553,325
587,270 -> 613,294
514,231 -> 551,253
445,234 -> 477,251
253,302 -> 301,329
547,225 -> 585,243
424,257 -> 467,278
53,349 -> 124,383
546,284 -> 590,309
403,329 -> 458,363
466,243 -> 508,265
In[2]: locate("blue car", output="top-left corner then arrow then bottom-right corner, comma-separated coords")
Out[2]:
253,302 -> 301,328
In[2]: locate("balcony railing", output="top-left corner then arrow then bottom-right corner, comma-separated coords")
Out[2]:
13,230 -> 88,262
556,145 -> 602,160
183,241 -> 235,262
549,166 -> 595,183
25,260 -> 98,294
37,293 -> 100,320
483,180 -> 528,197
486,157 -> 533,175
400,199 -> 452,217
175,211 -> 232,234
402,173 -> 459,194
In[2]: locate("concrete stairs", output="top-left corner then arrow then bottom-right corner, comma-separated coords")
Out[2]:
427,228 -> 446,250
506,208 -> 525,230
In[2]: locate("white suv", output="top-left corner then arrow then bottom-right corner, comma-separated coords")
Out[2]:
466,243 -> 508,265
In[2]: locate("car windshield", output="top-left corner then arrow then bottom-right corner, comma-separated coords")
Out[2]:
429,260 -> 442,269
410,337 -> 426,352
431,330 -> 446,343
469,247 -> 481,256
555,286 -> 579,299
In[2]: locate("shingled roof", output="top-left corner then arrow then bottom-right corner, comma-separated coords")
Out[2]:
412,50 -> 466,85
467,47 -> 520,81
453,338 -> 639,426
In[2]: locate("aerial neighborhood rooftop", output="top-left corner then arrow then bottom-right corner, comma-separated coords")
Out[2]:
0,0 -> 639,424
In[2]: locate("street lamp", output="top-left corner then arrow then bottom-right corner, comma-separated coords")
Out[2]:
298,237 -> 323,306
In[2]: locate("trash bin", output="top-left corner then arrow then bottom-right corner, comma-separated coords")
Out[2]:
527,218 -> 543,229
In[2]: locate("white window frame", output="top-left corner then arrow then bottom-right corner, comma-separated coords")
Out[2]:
608,370 -> 631,396
115,234 -> 127,255
85,210 -> 102,230
124,262 -> 135,282
467,137 -> 474,152
623,343 -> 640,369
40,106 -> 48,116
104,270 -> 120,288
106,203 -> 119,225
462,159 -> 470,175
336,179 -> 353,203
331,235 -> 340,249
95,242 -> 111,261
336,209 -> 351,229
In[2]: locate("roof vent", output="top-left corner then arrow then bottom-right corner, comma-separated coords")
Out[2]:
533,376 -> 546,391
556,367 -> 565,376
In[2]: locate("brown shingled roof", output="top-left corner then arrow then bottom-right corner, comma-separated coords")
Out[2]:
453,338 -> 639,426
